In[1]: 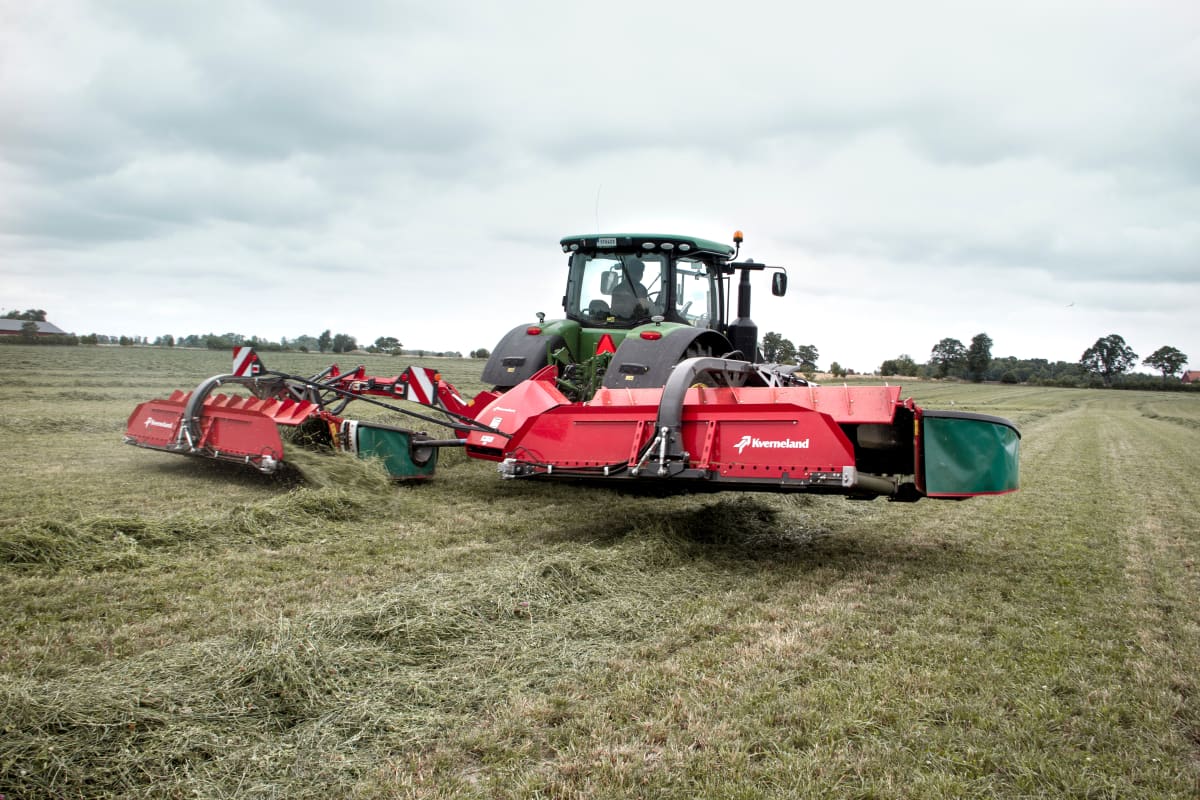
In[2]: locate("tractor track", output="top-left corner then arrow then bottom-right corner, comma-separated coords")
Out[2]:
890,389 -> 1200,787
1103,395 -> 1200,770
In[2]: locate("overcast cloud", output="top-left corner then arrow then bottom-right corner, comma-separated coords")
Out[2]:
2,0 -> 1197,372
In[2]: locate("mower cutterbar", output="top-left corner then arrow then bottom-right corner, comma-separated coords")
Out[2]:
125,350 -> 1019,501
124,347 -> 499,477
464,358 -> 1020,501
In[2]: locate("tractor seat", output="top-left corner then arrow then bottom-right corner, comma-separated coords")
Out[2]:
588,300 -> 611,320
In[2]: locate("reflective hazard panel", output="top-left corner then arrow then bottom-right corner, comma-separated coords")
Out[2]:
232,346 -> 261,377
596,334 -> 617,355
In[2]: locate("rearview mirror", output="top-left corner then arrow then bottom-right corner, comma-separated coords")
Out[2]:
771,272 -> 787,297
600,270 -> 619,295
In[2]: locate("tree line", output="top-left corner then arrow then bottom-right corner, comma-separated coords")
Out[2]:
4,329 -> 466,358
7,306 -> 1191,387
136,330 -> 464,358
761,332 -> 827,375
876,332 -> 1192,389
3,308 -> 48,321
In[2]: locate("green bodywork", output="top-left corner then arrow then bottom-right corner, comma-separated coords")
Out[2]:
350,422 -> 438,480
921,413 -> 1020,497
537,318 -> 694,363
536,318 -> 697,400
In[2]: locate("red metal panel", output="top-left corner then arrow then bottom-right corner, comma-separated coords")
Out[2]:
507,405 -> 653,466
689,405 -> 855,479
502,400 -> 858,477
125,399 -> 185,447
464,371 -> 569,458
587,384 -> 902,424
193,406 -> 285,460
195,393 -> 318,426
479,379 -> 906,475
124,396 -> 284,462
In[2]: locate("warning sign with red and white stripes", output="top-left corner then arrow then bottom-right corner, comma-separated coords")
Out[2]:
232,346 -> 262,377
403,366 -> 438,406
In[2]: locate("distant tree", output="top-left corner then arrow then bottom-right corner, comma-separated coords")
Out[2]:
4,308 -> 47,321
317,329 -> 332,353
331,333 -> 358,353
471,348 -> 491,359
929,337 -> 967,378
1081,334 -> 1138,387
794,344 -> 819,371
966,333 -> 993,382
291,334 -> 319,352
761,331 -> 784,362
1142,346 -> 1188,386
879,354 -> 919,377
374,336 -> 402,354
19,320 -> 38,341
829,361 -> 847,378
153,334 -> 175,347
118,335 -> 133,346
776,338 -> 797,364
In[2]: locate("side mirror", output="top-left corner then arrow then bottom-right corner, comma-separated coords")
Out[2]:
600,270 -> 619,295
771,272 -> 787,297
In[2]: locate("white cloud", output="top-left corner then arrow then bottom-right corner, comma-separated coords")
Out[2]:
1,0 -> 1197,372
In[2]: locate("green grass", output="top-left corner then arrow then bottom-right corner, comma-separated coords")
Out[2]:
1,345 -> 1198,798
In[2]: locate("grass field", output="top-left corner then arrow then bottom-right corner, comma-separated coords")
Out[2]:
2,344 -> 1198,798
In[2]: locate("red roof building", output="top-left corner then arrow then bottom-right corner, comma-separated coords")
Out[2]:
0,320 -> 67,336
1182,371 -> 1200,385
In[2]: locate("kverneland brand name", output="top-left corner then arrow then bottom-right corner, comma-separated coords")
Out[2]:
733,435 -> 810,454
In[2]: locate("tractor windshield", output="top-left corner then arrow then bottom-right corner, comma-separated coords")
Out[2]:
566,251 -> 718,328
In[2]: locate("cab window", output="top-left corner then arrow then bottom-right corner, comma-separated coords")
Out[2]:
568,252 -> 667,323
674,257 -> 717,328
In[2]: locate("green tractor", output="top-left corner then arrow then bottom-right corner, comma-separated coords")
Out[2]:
481,231 -> 789,399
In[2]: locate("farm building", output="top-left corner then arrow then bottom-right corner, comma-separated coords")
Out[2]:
0,319 -> 68,336
1183,371 -> 1200,385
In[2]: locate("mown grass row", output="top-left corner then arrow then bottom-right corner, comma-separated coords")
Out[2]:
1,486 -> 838,797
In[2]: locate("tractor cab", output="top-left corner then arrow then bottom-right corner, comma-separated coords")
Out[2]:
561,235 -> 729,330
481,231 -> 787,396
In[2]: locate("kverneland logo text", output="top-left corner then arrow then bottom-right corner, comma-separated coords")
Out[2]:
733,435 -> 810,454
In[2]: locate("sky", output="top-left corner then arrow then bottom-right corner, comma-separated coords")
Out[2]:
1,0 -> 1197,374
